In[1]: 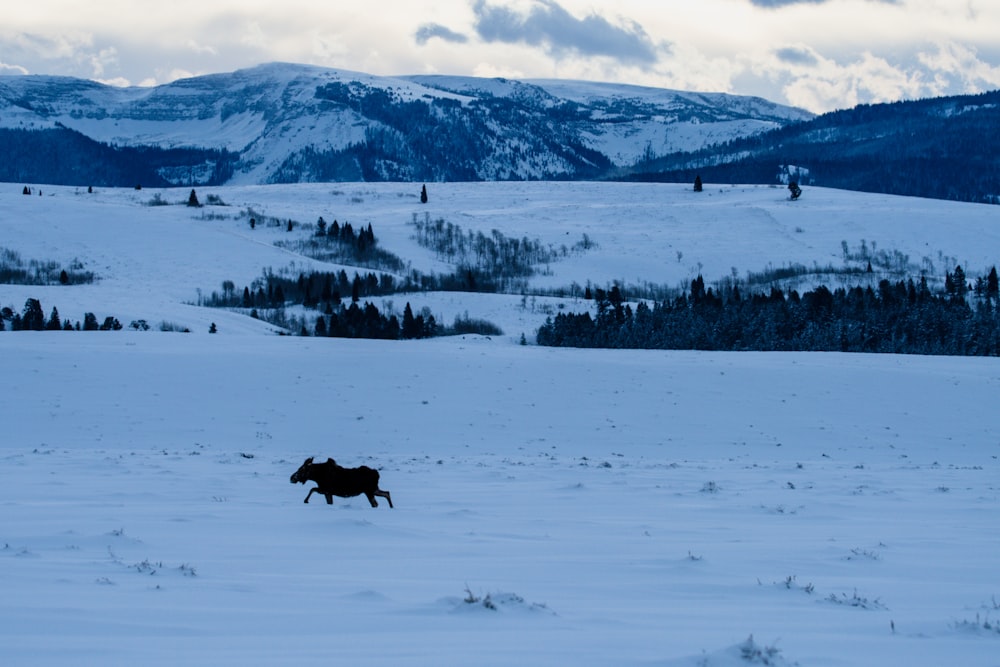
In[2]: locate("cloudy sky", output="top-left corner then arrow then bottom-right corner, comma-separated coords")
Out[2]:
2,0 -> 998,113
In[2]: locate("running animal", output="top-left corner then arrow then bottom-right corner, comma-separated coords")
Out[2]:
289,457 -> 393,508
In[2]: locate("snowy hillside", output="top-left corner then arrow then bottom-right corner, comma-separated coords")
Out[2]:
1,181 -> 998,666
0,63 -> 811,185
3,180 -> 999,338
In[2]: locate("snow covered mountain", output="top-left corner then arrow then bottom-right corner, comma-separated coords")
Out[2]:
0,62 -> 811,186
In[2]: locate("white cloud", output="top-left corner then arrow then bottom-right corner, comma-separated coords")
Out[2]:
780,51 -> 924,111
239,21 -> 269,50
94,76 -> 132,88
84,46 -> 120,79
184,40 -> 219,57
763,40 -> 1000,112
0,62 -> 29,75
917,41 -> 1000,94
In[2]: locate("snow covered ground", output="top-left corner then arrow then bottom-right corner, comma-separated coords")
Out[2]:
1,182 -> 998,666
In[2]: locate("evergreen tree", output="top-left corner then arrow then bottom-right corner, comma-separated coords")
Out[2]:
22,298 -> 44,331
402,302 -> 419,339
187,189 -> 200,207
45,306 -> 61,331
351,275 -> 361,303
693,175 -> 703,192
953,265 -> 968,297
987,266 -> 999,300
420,184 -> 428,204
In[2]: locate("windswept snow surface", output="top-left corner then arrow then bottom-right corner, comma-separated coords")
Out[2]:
1,182 -> 999,666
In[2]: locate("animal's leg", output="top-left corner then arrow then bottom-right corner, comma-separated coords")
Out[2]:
375,489 -> 393,508
325,494 -> 333,505
365,492 -> 378,507
304,487 -> 317,504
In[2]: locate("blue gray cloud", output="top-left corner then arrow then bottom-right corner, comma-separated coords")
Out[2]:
415,23 -> 469,45
774,46 -> 820,66
471,0 -> 661,65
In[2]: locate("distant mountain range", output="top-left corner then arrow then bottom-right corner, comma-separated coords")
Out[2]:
0,62 -> 996,204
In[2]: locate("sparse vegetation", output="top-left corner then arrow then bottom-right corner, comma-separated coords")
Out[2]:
411,213 -> 595,293
826,589 -> 887,610
737,635 -> 784,665
0,248 -> 94,286
459,586 -> 552,614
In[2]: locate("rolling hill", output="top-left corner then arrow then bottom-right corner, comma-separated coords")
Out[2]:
1,180 -> 998,666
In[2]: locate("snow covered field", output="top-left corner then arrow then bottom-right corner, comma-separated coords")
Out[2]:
1,182 -> 998,666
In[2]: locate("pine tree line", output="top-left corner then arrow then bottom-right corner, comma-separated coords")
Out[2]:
1,298 -> 121,332
537,267 -> 1000,356
308,301 -> 439,340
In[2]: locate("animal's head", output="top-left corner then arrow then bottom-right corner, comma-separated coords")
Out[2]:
290,457 -> 314,484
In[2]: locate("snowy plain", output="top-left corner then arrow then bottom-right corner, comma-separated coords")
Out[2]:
1,181 -> 998,666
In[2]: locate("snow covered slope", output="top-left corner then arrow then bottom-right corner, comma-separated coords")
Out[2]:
2,181 -> 997,338
1,181 -> 998,666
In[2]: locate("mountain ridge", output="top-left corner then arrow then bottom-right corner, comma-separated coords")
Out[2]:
2,62 -> 997,204
0,62 -> 810,186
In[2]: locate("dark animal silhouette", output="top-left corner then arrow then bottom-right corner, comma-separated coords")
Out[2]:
290,457 -> 393,508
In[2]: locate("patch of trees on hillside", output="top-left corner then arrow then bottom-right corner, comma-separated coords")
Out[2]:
411,213 -> 595,292
202,211 -> 596,337
0,127 -> 236,187
626,90 -> 1000,204
537,267 -> 1000,356
273,216 -> 407,273
1,247 -> 94,285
